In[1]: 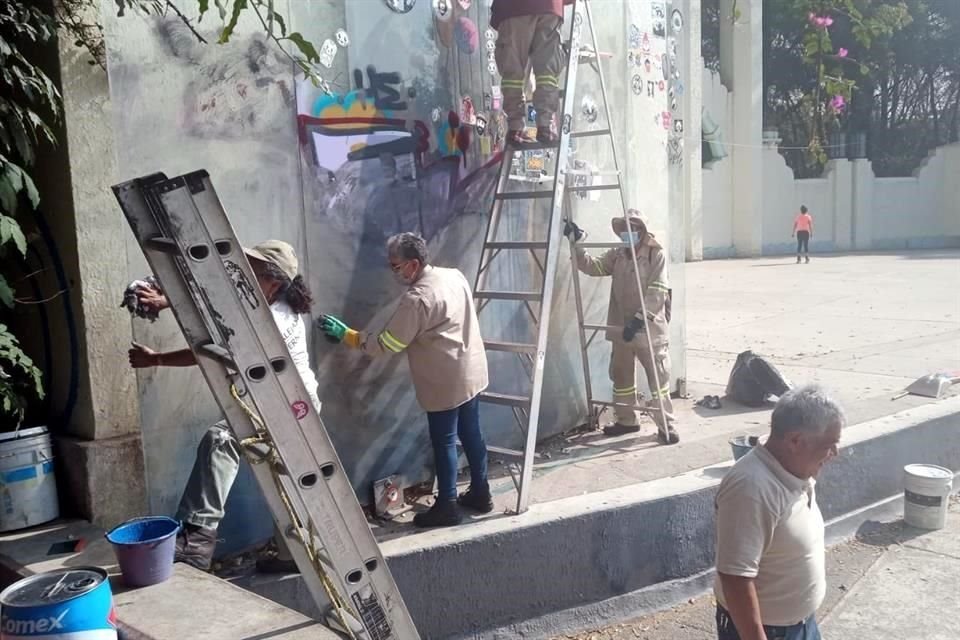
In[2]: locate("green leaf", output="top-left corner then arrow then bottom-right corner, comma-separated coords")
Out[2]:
198,0 -> 210,20
286,32 -> 319,63
272,11 -> 286,36
21,170 -> 38,208
0,215 -> 26,255
0,173 -> 16,213
0,275 -> 14,308
214,0 -> 228,20
219,0 -> 248,44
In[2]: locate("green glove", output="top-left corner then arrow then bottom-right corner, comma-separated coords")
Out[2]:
320,315 -> 349,342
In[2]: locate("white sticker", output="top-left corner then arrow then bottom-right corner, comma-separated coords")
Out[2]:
458,0 -> 471,8
432,0 -> 453,22
485,28 -> 497,41
335,29 -> 350,47
318,39 -> 337,68
431,107 -> 442,122
385,0 -> 416,13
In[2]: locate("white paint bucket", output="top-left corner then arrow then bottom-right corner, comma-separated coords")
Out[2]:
903,464 -> 954,530
0,427 -> 59,532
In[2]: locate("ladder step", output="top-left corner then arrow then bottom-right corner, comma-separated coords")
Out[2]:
484,340 -> 537,354
577,241 -> 623,249
495,190 -> 555,201
582,323 -> 619,332
487,445 -> 525,461
475,290 -> 542,302
569,184 -> 620,193
570,128 -> 612,139
592,399 -> 663,413
485,241 -> 548,250
145,236 -> 179,254
479,391 -> 531,407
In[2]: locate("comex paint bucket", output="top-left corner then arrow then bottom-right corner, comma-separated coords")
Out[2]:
903,464 -> 954,530
0,566 -> 117,639
0,427 -> 59,533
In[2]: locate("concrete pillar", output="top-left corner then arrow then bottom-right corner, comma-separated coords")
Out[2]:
851,159 -> 874,250
682,0 -> 703,262
719,0 -> 763,256
29,0 -> 146,526
831,160 -> 853,250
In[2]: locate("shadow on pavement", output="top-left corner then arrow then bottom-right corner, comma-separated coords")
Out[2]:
853,518 -> 929,548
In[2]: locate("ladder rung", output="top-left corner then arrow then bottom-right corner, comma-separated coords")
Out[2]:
577,241 -> 622,249
485,241 -> 548,250
495,190 -> 555,201
145,236 -> 179,254
479,391 -> 531,407
475,290 -> 542,302
571,128 -> 612,139
582,323 -> 620,332
484,340 -> 537,354
591,399 -> 663,413
570,184 -> 620,193
487,445 -> 525,461
195,342 -> 236,368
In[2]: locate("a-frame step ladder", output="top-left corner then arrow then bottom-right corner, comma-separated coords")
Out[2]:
474,0 -> 668,515
113,172 -> 420,640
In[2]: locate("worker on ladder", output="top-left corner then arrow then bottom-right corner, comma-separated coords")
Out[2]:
319,232 -> 493,528
564,211 -> 680,445
126,240 -> 319,572
491,0 -> 575,145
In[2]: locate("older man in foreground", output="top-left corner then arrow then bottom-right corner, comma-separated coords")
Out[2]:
714,385 -> 844,640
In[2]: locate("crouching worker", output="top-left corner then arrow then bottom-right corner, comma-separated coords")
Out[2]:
320,232 -> 492,528
126,240 -> 319,572
564,210 -> 680,444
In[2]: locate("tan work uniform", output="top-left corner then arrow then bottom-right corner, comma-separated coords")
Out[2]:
575,241 -> 676,430
356,266 -> 488,412
491,0 -> 570,131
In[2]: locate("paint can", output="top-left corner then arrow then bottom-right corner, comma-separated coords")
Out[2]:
0,427 -> 59,533
903,464 -> 954,530
0,567 -> 118,639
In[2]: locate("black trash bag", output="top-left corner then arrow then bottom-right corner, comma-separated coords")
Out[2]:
726,350 -> 792,407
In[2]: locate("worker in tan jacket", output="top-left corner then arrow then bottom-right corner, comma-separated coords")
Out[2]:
564,210 -> 680,444
320,232 -> 492,528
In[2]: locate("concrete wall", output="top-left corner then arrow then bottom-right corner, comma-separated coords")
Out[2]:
700,67 -> 960,258
100,0 -> 690,551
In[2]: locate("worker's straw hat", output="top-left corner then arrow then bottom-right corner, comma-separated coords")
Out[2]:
611,209 -> 662,249
244,240 -> 299,281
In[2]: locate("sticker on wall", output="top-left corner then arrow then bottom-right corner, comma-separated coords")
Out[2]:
647,80 -> 655,97
491,85 -> 502,111
433,0 -> 453,21
455,17 -> 479,54
675,81 -> 684,96
662,111 -> 672,130
461,96 -> 477,125
458,0 -> 472,8
486,38 -> 496,52
642,32 -> 651,53
659,80 -> 666,92
476,113 -> 488,135
487,61 -> 499,76
662,54 -> 670,80
562,113 -> 572,135
335,29 -> 350,47
632,74 -> 643,96
431,107 -> 443,122
385,0 -> 416,13
672,9 -> 684,34
318,39 -> 337,68
674,119 -> 684,134
581,95 -> 598,123
652,2 -> 666,38
628,24 -> 641,49
291,401 -> 309,420
644,57 -> 652,73
485,28 -> 496,41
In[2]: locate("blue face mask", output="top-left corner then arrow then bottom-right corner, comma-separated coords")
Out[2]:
619,231 -> 639,247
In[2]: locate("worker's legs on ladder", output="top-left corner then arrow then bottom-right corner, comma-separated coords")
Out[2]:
529,14 -> 564,144
604,340 -> 640,436
418,407 -> 466,528
636,345 -> 680,445
454,394 -> 494,514
495,15 -> 537,141
175,421 -> 239,570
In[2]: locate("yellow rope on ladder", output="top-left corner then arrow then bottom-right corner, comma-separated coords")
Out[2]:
229,384 -> 361,640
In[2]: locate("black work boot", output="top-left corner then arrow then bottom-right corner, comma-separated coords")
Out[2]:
174,523 -> 218,571
657,425 -> 681,445
457,486 -> 494,514
603,422 -> 641,437
413,499 -> 462,528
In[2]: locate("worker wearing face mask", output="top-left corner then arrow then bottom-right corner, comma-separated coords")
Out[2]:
564,209 -> 680,445
319,232 -> 492,528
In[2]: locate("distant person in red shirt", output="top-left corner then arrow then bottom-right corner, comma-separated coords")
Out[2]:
491,0 -> 574,145
792,205 -> 813,264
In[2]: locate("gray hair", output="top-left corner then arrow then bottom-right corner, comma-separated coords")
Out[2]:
386,232 -> 429,265
770,384 -> 845,438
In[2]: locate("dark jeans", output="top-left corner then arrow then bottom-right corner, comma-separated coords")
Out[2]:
796,230 -> 810,255
717,605 -> 822,640
427,395 -> 489,502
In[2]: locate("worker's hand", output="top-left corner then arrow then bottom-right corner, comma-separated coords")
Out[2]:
128,342 -> 160,368
563,219 -> 584,242
319,315 -> 351,344
136,285 -> 169,314
622,314 -> 645,342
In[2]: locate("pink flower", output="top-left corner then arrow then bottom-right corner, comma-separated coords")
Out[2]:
837,47 -> 848,58
830,95 -> 846,113
809,14 -> 834,28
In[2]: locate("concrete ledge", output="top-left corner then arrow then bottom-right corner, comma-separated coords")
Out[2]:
56,433 -> 147,527
241,397 -> 960,639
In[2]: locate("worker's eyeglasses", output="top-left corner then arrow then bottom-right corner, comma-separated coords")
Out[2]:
389,260 -> 409,273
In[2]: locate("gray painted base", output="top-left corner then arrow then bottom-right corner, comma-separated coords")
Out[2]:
238,398 -> 960,639
702,236 -> 960,259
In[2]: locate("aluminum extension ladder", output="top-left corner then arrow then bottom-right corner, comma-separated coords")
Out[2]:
473,0 -> 668,515
113,172 -> 420,640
